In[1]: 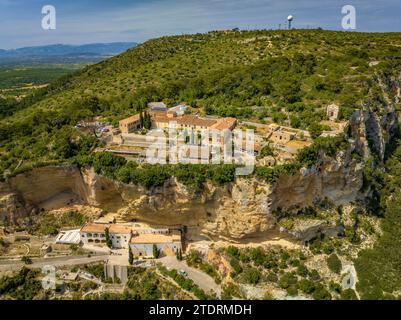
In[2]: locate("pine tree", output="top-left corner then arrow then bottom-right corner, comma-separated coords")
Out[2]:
178,249 -> 183,261
129,247 -> 134,265
144,111 -> 152,130
139,111 -> 144,128
105,228 -> 112,248
153,244 -> 159,259
175,248 -> 183,260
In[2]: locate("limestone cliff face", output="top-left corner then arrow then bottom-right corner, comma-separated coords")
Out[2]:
349,74 -> 400,161
349,109 -> 397,161
81,170 -> 278,240
0,157 -> 363,241
270,151 -> 364,213
0,183 -> 28,222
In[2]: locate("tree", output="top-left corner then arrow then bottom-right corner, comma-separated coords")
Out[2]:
279,272 -> 298,289
229,257 -> 242,275
105,228 -> 112,248
153,244 -> 159,259
297,264 -> 309,277
21,256 -> 32,265
129,248 -> 134,265
143,111 -> 152,130
243,268 -> 261,285
327,253 -> 342,274
139,111 -> 144,128
340,288 -> 358,300
312,284 -> 332,300
259,144 -> 274,158
308,122 -> 324,139
176,249 -> 183,261
299,279 -> 316,294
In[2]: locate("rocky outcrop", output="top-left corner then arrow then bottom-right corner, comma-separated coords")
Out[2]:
349,75 -> 399,161
0,191 -> 28,223
0,155 -> 363,241
7,166 -> 89,210
270,151 -> 364,212
349,109 -> 397,161
281,220 -> 343,243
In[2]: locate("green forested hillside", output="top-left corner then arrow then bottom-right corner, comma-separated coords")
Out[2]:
1,29 -> 401,176
356,143 -> 401,299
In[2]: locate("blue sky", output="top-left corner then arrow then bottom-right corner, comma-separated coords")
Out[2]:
1,0 -> 400,49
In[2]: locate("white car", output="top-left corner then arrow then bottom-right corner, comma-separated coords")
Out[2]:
178,269 -> 188,277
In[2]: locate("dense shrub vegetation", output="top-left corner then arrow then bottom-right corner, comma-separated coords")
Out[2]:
223,245 -> 337,299
0,267 -> 42,300
1,30 -> 401,178
75,152 -> 237,190
355,143 -> 401,299
28,211 -> 88,236
327,254 -> 342,274
84,267 -> 188,300
186,250 -> 221,284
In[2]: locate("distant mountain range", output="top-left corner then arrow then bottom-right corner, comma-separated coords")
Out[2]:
0,42 -> 138,66
0,42 -> 137,57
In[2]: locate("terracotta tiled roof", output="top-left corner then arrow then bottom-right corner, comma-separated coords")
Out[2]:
109,225 -> 132,234
176,115 -> 216,127
130,232 -> 181,244
119,114 -> 140,125
210,117 -> 237,131
125,111 -> 237,130
80,223 -> 108,233
153,114 -> 218,128
152,114 -> 171,123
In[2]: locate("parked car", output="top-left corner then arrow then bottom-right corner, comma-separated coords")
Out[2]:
178,269 -> 188,277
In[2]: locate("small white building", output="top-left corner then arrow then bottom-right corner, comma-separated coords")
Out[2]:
80,223 -> 108,245
129,231 -> 182,258
80,223 -> 132,249
258,156 -> 275,167
326,104 -> 340,121
109,225 -> 132,249
55,229 -> 81,245
169,104 -> 188,116
80,222 -> 182,252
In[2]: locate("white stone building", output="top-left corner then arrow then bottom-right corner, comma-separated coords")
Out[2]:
80,223 -> 108,245
326,104 -> 340,121
109,225 -> 132,249
129,231 -> 182,258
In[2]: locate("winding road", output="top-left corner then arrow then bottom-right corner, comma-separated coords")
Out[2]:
0,254 -> 108,272
159,256 -> 222,298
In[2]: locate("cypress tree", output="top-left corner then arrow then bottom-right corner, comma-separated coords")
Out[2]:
139,111 -> 144,128
153,244 -> 159,258
105,228 -> 112,248
129,247 -> 134,265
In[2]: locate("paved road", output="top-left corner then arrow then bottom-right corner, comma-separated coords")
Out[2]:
159,256 -> 221,298
0,254 -> 108,272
